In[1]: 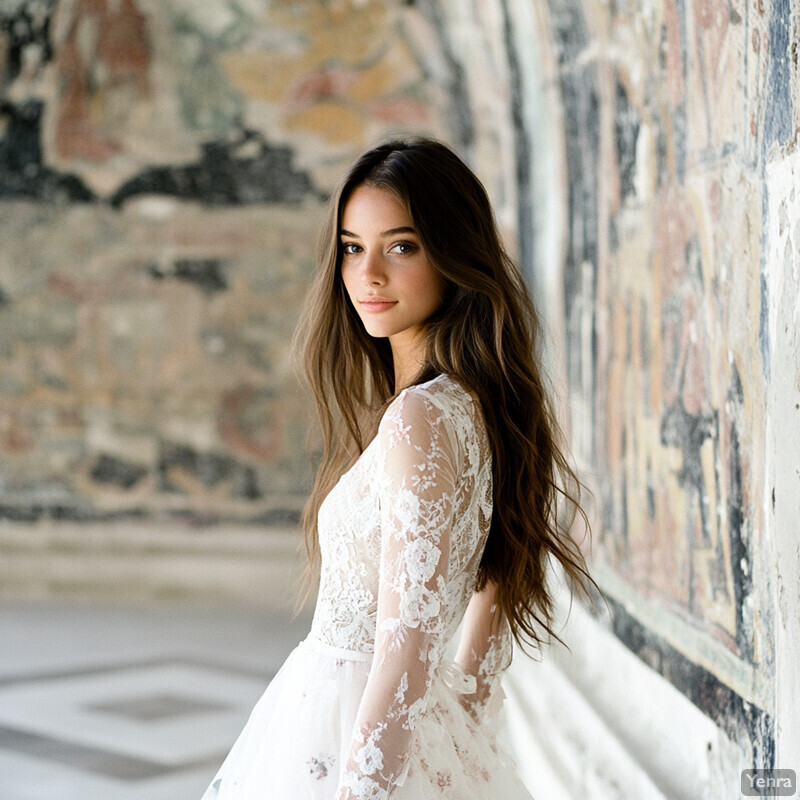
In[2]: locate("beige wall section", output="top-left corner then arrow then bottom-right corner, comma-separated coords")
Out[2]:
0,519 -> 309,612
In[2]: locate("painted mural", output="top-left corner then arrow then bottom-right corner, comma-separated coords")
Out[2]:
0,0 -> 455,522
542,0 -> 796,766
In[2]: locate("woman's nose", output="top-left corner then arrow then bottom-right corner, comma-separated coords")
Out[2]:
362,251 -> 386,285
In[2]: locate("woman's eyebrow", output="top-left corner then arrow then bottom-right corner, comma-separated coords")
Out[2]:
382,226 -> 416,236
339,226 -> 417,238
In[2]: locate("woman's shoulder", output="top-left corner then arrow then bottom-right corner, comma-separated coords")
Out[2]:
380,374 -> 478,436
395,373 -> 475,409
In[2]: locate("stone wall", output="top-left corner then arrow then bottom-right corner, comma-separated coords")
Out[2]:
0,0 -> 455,523
431,0 -> 798,795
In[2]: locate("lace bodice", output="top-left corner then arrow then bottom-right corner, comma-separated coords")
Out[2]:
308,374 -> 514,800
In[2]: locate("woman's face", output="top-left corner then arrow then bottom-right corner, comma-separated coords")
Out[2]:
339,184 -> 444,350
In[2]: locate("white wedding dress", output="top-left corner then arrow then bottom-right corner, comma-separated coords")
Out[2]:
202,374 -> 535,799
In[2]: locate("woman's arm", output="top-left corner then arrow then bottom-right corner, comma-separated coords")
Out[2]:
453,578 -> 512,737
335,389 -> 457,800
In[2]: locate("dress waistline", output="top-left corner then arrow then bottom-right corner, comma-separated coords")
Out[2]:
301,633 -> 478,695
302,632 -> 374,663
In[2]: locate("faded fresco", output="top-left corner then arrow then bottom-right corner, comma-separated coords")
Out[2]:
541,0 -> 797,763
0,0 -> 454,522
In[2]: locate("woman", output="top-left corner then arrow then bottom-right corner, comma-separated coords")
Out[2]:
202,137 -> 597,799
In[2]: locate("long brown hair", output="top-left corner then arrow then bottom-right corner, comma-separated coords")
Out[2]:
293,137 -> 599,656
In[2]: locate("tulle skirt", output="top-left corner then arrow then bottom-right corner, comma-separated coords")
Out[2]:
201,633 -> 534,799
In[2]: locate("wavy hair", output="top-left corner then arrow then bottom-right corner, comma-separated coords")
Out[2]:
293,137 -> 599,655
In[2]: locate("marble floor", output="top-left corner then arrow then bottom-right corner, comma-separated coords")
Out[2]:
0,601 -> 313,800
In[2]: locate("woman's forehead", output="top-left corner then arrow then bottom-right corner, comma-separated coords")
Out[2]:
340,184 -> 414,233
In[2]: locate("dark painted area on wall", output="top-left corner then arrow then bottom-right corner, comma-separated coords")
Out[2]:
157,441 -> 262,501
670,0 -> 689,182
548,0 -> 601,460
0,1 -> 54,83
110,130 -> 318,208
590,595 -> 775,769
499,0 -> 536,297
758,0 -> 795,385
763,0 -> 794,148
149,259 -> 229,294
615,80 -> 640,202
0,4 -> 94,201
0,495 -> 301,527
725,369 -> 756,665
659,400 -> 717,611
417,0 -> 474,152
0,99 -> 95,202
91,454 -> 149,490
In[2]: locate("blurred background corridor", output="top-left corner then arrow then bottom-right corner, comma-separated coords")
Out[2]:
0,0 -> 798,798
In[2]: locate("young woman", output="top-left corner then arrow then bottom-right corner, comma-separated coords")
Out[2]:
202,138 -> 596,799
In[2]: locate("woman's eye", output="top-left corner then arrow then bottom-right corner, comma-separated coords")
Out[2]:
341,242 -> 361,255
390,242 -> 416,255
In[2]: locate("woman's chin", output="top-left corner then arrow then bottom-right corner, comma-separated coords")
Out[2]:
360,323 -> 394,339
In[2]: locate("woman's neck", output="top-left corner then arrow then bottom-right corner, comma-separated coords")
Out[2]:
390,332 -> 427,391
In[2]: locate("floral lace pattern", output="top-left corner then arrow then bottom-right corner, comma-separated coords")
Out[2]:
200,373 -> 532,800
304,374 -> 511,800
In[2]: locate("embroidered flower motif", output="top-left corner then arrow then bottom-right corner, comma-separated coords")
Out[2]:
308,753 -> 336,780
436,770 -> 452,787
352,725 -> 385,774
398,584 -> 441,627
404,536 -> 440,583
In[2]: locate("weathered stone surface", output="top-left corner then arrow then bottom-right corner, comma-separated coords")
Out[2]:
0,0 -> 455,524
432,0 -> 797,784
0,200 -> 323,521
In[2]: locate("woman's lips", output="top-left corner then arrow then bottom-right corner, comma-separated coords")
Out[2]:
360,300 -> 397,312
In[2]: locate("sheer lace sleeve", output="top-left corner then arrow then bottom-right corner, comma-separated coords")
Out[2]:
453,578 -> 512,737
334,388 -> 457,800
